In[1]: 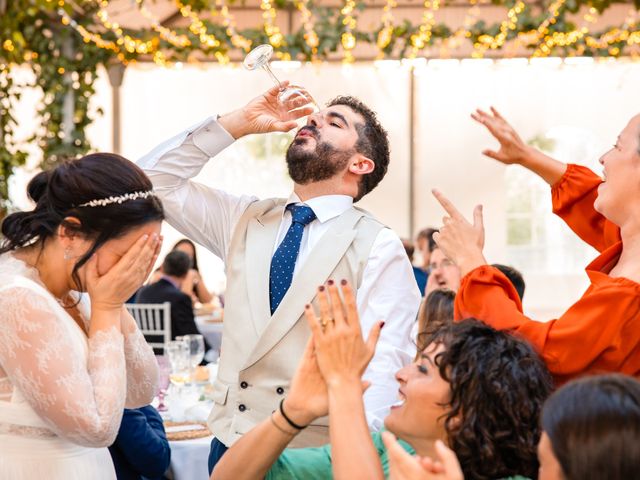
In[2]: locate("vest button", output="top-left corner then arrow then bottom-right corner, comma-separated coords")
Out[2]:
238,404 -> 246,412
276,387 -> 284,395
240,381 -> 248,389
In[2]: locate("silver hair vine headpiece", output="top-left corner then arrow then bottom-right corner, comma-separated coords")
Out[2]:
78,190 -> 154,208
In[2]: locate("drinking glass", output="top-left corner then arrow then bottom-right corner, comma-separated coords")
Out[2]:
155,355 -> 171,413
243,44 -> 319,118
184,334 -> 205,369
166,340 -> 190,386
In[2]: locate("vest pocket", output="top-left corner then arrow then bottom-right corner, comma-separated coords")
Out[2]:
212,380 -> 230,405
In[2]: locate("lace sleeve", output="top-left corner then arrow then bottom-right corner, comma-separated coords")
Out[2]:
0,286 -> 126,447
122,308 -> 159,408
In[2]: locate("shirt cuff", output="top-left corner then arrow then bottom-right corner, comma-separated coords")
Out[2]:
190,116 -> 236,157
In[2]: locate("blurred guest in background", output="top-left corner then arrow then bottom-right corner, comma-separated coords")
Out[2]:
425,247 -> 461,295
402,239 -> 427,295
416,288 -> 455,348
492,263 -> 525,301
415,227 -> 438,271
171,239 -> 216,305
137,251 -> 211,353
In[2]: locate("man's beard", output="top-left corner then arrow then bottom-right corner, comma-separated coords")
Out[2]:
285,133 -> 354,184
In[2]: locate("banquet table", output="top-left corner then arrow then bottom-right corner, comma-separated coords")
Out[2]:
195,314 -> 223,356
168,434 -> 213,480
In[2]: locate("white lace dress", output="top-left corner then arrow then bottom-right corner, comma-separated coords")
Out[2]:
0,253 -> 159,479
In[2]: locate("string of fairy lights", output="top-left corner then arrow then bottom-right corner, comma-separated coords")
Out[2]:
10,0 -> 639,69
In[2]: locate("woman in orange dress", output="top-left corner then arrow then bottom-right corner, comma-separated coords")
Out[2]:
432,108 -> 640,384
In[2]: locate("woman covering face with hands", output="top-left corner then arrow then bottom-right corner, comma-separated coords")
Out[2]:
213,282 -> 551,480
0,153 -> 164,479
433,108 -> 640,384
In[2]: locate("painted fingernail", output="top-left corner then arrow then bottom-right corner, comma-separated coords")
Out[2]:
380,321 -> 385,329
327,279 -> 334,286
305,304 -> 311,309
318,285 -> 325,292
340,279 -> 347,286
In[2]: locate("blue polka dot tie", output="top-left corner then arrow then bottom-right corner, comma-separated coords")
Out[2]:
269,204 -> 317,315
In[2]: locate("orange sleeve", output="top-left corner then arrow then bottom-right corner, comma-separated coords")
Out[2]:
455,265 -> 640,381
454,265 -> 552,354
551,164 -> 620,252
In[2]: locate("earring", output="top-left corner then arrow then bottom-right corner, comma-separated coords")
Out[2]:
64,247 -> 72,260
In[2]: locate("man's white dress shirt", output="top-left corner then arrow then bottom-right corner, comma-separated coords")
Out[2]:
137,117 -> 421,429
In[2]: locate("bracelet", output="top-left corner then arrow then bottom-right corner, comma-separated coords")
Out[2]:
279,399 -> 308,430
270,413 -> 297,436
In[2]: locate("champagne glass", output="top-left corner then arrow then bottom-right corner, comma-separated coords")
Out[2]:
243,44 -> 319,117
184,334 -> 206,369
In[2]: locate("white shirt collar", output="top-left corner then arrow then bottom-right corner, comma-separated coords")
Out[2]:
285,192 -> 353,224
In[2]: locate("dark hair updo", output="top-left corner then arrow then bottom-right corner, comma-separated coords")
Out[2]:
542,374 -> 640,480
1,153 -> 164,291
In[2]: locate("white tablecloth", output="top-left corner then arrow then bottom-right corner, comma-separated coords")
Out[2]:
195,316 -> 223,355
169,435 -> 213,480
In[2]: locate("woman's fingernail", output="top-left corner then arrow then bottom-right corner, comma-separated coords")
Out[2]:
340,279 -> 347,286
318,285 -> 325,292
380,321 -> 385,329
327,279 -> 334,286
305,304 -> 311,309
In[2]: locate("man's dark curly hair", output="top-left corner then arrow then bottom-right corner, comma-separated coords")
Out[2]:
326,96 -> 390,201
421,319 -> 553,480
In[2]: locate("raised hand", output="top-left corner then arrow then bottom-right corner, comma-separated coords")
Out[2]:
471,107 -> 531,165
432,189 -> 486,277
219,82 -> 315,138
382,432 -> 463,480
86,233 -> 162,311
305,281 -> 382,388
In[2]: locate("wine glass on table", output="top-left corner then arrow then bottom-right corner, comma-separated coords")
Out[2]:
243,44 -> 319,121
166,340 -> 190,387
184,334 -> 205,371
155,355 -> 171,413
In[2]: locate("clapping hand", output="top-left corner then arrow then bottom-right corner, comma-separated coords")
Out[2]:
432,190 -> 486,277
382,432 -> 463,480
86,233 -> 162,311
305,281 -> 383,388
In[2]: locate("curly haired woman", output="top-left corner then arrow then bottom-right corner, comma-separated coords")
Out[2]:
212,282 -> 552,480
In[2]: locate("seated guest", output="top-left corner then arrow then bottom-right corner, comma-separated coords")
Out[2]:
416,288 -> 455,347
136,251 -> 211,351
172,238 -> 215,305
384,374 -> 640,480
402,239 -> 427,294
212,282 -> 552,480
109,405 -> 171,480
492,263 -> 525,301
425,247 -> 461,295
432,108 -> 640,383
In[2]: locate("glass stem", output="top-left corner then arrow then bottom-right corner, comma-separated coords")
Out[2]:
262,64 -> 282,90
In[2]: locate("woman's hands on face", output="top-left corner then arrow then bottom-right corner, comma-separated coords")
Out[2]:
382,432 -> 463,480
87,233 -> 162,312
431,190 -> 486,277
305,281 -> 383,388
